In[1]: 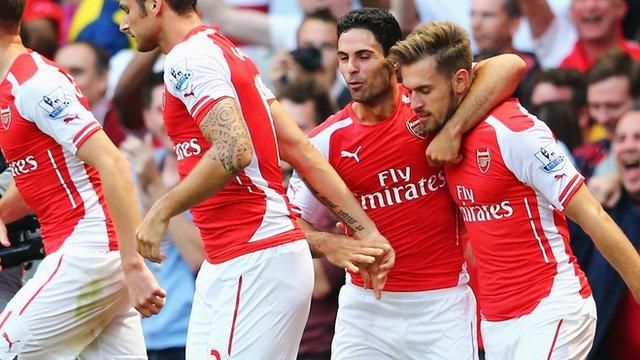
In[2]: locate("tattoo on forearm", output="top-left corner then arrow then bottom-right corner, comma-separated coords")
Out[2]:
304,179 -> 365,233
199,99 -> 253,175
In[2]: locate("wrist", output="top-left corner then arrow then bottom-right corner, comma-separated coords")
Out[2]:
121,255 -> 145,273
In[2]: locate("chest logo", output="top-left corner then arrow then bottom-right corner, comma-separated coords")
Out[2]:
341,146 -> 362,163
535,145 -> 566,173
0,105 -> 11,130
476,148 -> 491,174
169,59 -> 194,92
406,117 -> 428,139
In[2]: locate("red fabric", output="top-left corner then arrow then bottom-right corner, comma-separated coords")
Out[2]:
604,262 -> 640,359
23,0 -> 63,26
560,38 -> 640,73
102,108 -> 127,147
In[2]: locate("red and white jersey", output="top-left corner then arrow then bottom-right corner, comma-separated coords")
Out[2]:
0,51 -> 116,254
163,26 -> 303,264
287,86 -> 467,292
445,99 -> 591,321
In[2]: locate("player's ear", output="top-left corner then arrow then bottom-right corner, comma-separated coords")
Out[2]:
451,69 -> 470,96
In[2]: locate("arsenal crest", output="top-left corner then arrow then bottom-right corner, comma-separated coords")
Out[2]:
406,117 -> 429,139
476,148 -> 491,174
0,105 -> 11,130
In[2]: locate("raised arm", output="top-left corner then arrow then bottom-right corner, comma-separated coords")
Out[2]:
78,131 -> 165,317
564,185 -> 640,302
198,0 -> 272,47
516,0 -> 556,39
426,54 -> 526,166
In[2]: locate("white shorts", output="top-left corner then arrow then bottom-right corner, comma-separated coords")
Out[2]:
186,240 -> 313,360
481,294 -> 597,360
332,283 -> 478,360
0,249 -> 146,360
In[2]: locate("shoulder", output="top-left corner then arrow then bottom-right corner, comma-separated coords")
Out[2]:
485,99 -> 537,133
308,106 -> 353,139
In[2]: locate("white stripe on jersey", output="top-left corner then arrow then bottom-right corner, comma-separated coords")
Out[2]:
47,149 -> 78,209
309,118 -> 354,158
523,197 -> 550,263
534,192 -> 584,300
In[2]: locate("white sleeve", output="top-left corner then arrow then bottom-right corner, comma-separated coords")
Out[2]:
164,42 -> 239,124
286,169 -> 332,227
14,70 -> 102,154
533,17 -> 577,69
490,118 -> 584,211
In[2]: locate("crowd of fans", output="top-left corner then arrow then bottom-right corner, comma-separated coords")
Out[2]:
5,0 -> 640,359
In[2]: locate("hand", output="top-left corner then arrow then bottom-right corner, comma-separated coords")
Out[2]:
587,174 -> 621,208
123,261 -> 167,317
0,217 -> 9,271
426,127 -> 463,167
337,223 -> 395,300
319,232 -> 388,273
136,205 -> 168,263
358,230 -> 395,300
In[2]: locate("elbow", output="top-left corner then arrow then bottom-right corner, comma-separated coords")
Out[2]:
223,140 -> 253,176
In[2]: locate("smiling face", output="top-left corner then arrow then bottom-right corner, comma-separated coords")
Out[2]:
337,28 -> 393,105
570,0 -> 626,43
118,0 -> 161,52
614,110 -> 640,198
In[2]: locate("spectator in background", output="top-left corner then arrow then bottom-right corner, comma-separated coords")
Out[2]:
120,73 -> 204,360
55,41 -> 128,146
574,49 -> 640,179
570,106 -> 640,359
519,0 -> 640,72
535,101 -> 582,156
67,0 -> 131,58
471,0 -> 540,107
529,68 -> 599,145
21,0 -> 63,59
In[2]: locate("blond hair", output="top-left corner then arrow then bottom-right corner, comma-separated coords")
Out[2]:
388,21 -> 473,76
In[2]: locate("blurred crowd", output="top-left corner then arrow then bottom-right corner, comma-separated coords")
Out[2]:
10,0 -> 640,359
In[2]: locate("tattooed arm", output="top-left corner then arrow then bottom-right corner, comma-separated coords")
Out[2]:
135,98 -> 253,262
271,100 -> 395,298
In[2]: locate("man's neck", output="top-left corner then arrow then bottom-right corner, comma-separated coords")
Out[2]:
352,81 -> 399,125
581,33 -> 621,62
158,12 -> 205,54
0,35 -> 27,80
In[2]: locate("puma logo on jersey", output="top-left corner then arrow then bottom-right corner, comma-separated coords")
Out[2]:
63,115 -> 80,124
184,91 -> 196,98
341,146 -> 362,163
2,332 -> 17,352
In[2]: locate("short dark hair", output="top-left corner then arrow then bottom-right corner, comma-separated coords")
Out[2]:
136,0 -> 197,16
388,21 -> 473,77
0,0 -> 26,33
535,101 -> 582,152
68,41 -> 111,75
504,0 -> 521,18
534,68 -> 587,108
337,8 -> 402,56
587,48 -> 640,98
144,72 -> 165,109
278,80 -> 335,125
